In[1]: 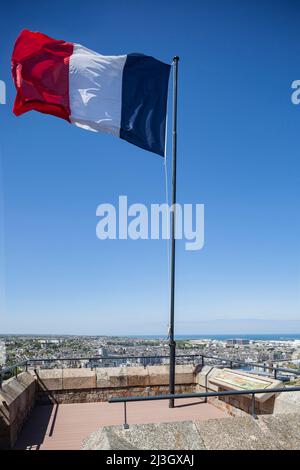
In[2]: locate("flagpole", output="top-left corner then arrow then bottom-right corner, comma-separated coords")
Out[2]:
169,56 -> 179,408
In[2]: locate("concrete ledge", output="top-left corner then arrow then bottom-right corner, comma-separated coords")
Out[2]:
34,365 -> 196,392
63,369 -> 96,390
108,368 -> 128,388
148,366 -> 169,386
32,365 -> 197,404
82,413 -> 300,450
36,369 -> 63,391
273,391 -> 300,415
82,421 -> 204,450
96,368 -> 110,388
170,365 -> 195,385
127,367 -> 150,387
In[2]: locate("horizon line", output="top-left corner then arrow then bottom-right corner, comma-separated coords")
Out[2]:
1,332 -> 300,337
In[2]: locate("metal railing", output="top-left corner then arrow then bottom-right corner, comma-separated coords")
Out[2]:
108,386 -> 300,428
1,353 -> 299,387
0,360 -> 28,386
196,353 -> 300,380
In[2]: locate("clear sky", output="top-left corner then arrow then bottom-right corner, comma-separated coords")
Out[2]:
0,0 -> 299,335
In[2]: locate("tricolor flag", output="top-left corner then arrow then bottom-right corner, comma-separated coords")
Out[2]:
11,30 -> 171,156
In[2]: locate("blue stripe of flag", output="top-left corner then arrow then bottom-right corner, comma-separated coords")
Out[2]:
120,54 -> 171,157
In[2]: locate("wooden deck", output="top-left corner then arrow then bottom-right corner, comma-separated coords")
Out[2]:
15,399 -> 229,450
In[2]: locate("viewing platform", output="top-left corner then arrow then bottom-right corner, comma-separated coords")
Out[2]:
14,399 -> 228,450
1,356 -> 300,450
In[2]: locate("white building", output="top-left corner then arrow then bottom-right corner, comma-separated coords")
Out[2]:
0,340 -> 6,366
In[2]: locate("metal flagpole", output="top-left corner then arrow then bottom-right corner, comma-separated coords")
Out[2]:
169,56 -> 179,408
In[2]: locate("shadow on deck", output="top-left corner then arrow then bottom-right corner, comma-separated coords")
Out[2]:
15,399 -> 229,450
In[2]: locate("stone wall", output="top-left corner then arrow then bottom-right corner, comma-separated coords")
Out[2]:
31,364 -> 284,415
0,372 -> 36,449
37,384 -> 195,405
34,365 -> 195,404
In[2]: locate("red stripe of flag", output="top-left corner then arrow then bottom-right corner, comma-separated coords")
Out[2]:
11,29 -> 73,121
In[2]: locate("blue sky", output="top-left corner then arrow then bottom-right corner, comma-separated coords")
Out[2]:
0,0 -> 299,335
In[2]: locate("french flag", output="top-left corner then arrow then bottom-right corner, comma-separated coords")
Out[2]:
12,30 -> 171,156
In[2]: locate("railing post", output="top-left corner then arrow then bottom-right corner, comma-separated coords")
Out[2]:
123,401 -> 129,429
251,394 -> 257,419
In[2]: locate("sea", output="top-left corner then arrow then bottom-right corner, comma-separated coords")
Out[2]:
2,333 -> 300,341
134,334 -> 300,341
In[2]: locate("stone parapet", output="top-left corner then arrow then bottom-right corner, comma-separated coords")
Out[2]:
0,372 -> 36,449
63,368 -> 96,390
32,365 -> 196,403
33,364 -> 286,415
34,368 -> 63,391
34,365 -> 196,404
34,364 -> 195,392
